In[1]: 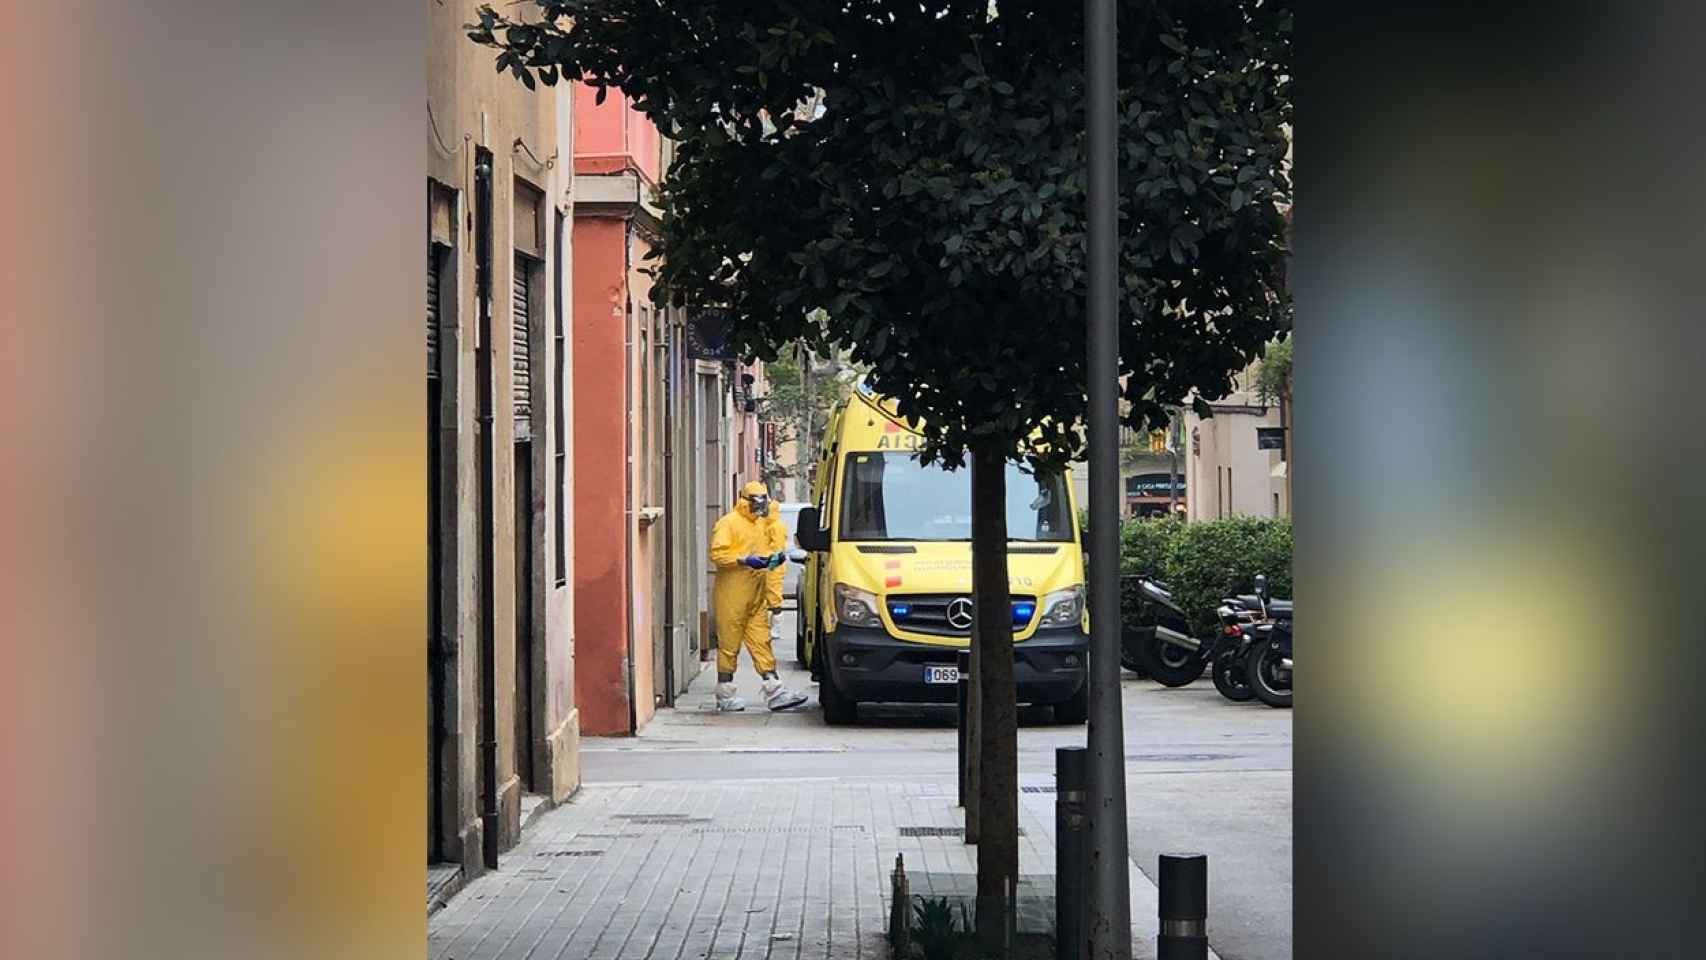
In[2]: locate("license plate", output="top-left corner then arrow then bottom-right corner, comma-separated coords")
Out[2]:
923,665 -> 960,685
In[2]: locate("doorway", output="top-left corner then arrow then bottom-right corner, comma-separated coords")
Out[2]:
513,439 -> 534,790
697,370 -> 722,655
427,238 -> 446,863
512,247 -> 539,792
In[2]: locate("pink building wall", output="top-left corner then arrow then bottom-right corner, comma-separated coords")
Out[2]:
574,84 -> 662,184
569,218 -> 631,736
569,83 -> 666,735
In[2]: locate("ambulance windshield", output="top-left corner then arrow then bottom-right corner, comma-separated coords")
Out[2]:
838,453 -> 1073,542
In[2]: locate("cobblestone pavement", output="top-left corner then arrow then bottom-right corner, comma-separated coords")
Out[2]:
431,617 -> 1273,959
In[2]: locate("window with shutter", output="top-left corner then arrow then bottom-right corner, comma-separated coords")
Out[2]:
513,256 -> 532,428
427,245 -> 441,378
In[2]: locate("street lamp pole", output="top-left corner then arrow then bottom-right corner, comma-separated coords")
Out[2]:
1169,411 -> 1180,516
1084,0 -> 1133,958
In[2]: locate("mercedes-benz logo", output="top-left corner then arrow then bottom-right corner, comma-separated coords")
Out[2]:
945,597 -> 975,631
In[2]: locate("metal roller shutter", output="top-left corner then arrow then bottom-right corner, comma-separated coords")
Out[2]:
512,256 -> 532,426
427,246 -> 440,378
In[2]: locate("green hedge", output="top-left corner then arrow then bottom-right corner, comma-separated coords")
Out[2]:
1092,515 -> 1292,634
1120,516 -> 1183,578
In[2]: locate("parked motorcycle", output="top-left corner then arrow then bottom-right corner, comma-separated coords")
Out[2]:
1121,575 -> 1207,687
1117,574 -> 1169,678
1242,575 -> 1292,708
1245,623 -> 1292,708
1125,572 -> 1292,703
1210,602 -> 1258,702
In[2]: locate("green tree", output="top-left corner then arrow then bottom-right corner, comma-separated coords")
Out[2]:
1256,333 -> 1292,507
1255,333 -> 1292,405
761,332 -> 851,493
470,1 -> 1291,932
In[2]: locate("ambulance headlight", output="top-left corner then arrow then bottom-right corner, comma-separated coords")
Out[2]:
1039,586 -> 1086,627
833,583 -> 881,628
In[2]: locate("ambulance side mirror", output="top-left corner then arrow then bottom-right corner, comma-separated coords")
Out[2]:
795,507 -> 829,551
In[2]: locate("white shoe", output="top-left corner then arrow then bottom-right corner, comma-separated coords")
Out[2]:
762,677 -> 808,712
715,682 -> 747,712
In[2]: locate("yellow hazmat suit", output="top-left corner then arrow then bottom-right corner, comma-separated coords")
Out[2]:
709,481 -> 788,676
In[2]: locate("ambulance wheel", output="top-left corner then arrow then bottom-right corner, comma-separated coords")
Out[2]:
794,608 -> 808,667
818,655 -> 857,725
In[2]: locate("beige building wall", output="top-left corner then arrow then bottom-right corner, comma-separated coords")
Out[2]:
1184,367 -> 1289,521
428,0 -> 578,883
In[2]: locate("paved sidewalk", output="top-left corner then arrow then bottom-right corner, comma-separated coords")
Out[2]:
431,641 -> 1254,959
429,774 -> 1214,960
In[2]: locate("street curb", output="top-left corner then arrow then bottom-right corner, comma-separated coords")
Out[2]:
426,866 -> 464,917
428,793 -> 559,917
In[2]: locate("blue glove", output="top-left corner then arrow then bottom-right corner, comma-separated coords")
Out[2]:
766,552 -> 786,569
743,554 -> 769,570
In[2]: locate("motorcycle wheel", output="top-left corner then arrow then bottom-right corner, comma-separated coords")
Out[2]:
1246,642 -> 1293,708
1212,654 -> 1255,702
1137,636 -> 1206,687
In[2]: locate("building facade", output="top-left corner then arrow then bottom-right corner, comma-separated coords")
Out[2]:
428,0 -> 580,889
569,83 -> 668,736
568,86 -> 761,735
1183,365 -> 1290,521
1069,424 -> 1187,521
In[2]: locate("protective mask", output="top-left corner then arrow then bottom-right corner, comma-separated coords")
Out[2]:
747,496 -> 770,516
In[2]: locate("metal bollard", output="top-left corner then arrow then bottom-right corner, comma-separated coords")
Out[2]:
1157,853 -> 1208,960
1055,747 -> 1087,960
956,649 -> 970,807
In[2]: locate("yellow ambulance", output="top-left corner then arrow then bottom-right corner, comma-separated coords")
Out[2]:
793,382 -> 1089,725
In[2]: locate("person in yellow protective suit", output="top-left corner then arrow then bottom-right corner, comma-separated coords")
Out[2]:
762,500 -> 789,655
709,481 -> 809,712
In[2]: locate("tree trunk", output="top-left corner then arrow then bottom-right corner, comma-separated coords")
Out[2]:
964,584 -> 981,841
800,342 -> 812,500
970,442 -> 1017,946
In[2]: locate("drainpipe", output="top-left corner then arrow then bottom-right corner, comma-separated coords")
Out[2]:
623,220 -> 637,735
660,313 -> 676,705
473,149 -> 499,871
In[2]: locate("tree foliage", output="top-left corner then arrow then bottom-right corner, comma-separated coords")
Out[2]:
469,0 -> 1290,929
469,0 -> 1292,473
1256,332 -> 1292,404
760,342 -> 850,488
